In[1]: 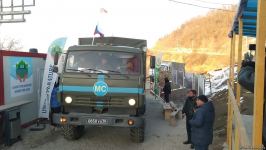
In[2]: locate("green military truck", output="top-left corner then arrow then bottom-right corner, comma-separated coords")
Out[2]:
53,37 -> 150,143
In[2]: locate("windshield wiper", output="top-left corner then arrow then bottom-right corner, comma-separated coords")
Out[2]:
81,68 -> 99,72
102,70 -> 130,79
67,68 -> 83,72
81,68 -> 112,78
104,70 -> 121,74
67,68 -> 103,76
81,68 -> 109,73
72,68 -> 130,79
67,68 -> 93,77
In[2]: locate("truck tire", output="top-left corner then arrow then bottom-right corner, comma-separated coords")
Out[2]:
62,125 -> 84,140
130,126 -> 145,143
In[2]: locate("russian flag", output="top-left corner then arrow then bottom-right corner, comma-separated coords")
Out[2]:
94,25 -> 104,37
93,8 -> 107,38
100,8 -> 108,13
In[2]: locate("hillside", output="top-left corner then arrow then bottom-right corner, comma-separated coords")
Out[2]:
153,7 -> 237,73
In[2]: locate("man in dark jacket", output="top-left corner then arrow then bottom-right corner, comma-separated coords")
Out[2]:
189,95 -> 215,150
238,60 -> 266,146
50,80 -> 61,126
238,61 -> 256,93
182,89 -> 197,147
163,77 -> 171,103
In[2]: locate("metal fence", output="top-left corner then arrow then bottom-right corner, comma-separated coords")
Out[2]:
184,73 -> 205,95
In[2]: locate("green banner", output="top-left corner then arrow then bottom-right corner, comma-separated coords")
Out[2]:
154,53 -> 162,95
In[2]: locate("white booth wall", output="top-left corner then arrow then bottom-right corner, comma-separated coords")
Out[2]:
3,56 -> 45,124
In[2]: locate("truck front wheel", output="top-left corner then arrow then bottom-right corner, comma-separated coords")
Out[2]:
130,126 -> 145,143
62,125 -> 84,140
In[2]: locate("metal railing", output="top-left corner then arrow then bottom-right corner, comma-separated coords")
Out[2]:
227,82 -> 251,150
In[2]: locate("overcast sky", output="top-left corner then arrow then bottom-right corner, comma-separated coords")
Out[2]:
0,0 -> 239,52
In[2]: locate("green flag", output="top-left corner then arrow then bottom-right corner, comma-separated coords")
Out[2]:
154,53 -> 163,95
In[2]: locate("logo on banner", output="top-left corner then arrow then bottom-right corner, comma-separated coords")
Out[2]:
10,57 -> 33,97
16,60 -> 29,82
50,45 -> 63,58
93,81 -> 108,96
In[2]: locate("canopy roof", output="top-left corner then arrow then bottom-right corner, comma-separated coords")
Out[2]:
229,0 -> 257,37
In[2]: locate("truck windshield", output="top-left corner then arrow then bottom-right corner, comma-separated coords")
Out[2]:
65,51 -> 141,75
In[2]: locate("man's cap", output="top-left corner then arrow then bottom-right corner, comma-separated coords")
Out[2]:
197,95 -> 208,103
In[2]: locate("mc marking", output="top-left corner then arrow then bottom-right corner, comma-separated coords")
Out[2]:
93,81 -> 109,96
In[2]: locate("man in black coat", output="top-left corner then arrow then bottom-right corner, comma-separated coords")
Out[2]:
238,61 -> 256,93
163,77 -> 171,103
182,89 -> 197,148
189,95 -> 215,150
238,60 -> 266,146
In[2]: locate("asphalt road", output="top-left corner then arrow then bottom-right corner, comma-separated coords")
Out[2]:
4,94 -> 191,150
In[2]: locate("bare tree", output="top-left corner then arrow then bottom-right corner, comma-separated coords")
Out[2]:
0,38 -> 23,51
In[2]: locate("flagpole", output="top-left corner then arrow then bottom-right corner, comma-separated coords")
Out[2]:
91,36 -> 95,45
92,8 -> 107,45
92,21 -> 99,45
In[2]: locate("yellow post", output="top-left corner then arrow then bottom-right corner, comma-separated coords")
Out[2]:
253,0 -> 266,148
229,38 -> 233,84
230,38 -> 233,87
236,18 -> 243,106
234,18 -> 243,150
231,33 -> 236,88
227,36 -> 234,150
227,92 -> 233,150
231,32 -> 236,149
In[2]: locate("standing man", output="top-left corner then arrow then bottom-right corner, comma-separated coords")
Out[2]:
163,77 -> 171,103
50,80 -> 61,127
189,95 -> 215,150
182,89 -> 197,148
238,59 -> 266,146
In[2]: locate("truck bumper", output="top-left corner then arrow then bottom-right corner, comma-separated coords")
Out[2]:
53,113 -> 144,128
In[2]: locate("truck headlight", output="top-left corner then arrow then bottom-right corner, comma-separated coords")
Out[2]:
128,99 -> 136,106
65,96 -> 72,104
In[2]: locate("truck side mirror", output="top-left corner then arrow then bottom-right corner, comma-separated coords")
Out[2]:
150,56 -> 155,69
53,65 -> 59,73
54,53 -> 59,66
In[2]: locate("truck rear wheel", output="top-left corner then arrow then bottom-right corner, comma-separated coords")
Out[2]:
62,125 -> 84,140
130,126 -> 145,143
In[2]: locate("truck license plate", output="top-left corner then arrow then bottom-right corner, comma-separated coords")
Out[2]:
87,118 -> 108,124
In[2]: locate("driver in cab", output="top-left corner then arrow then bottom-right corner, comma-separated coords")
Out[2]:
96,56 -> 114,71
126,61 -> 135,74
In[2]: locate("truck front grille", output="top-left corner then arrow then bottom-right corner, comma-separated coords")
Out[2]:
72,96 -> 128,107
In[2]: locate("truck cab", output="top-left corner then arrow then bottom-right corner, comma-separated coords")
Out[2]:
53,37 -> 147,143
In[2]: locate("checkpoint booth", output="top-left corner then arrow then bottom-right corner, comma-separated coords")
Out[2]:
0,50 -> 46,145
227,0 -> 266,149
